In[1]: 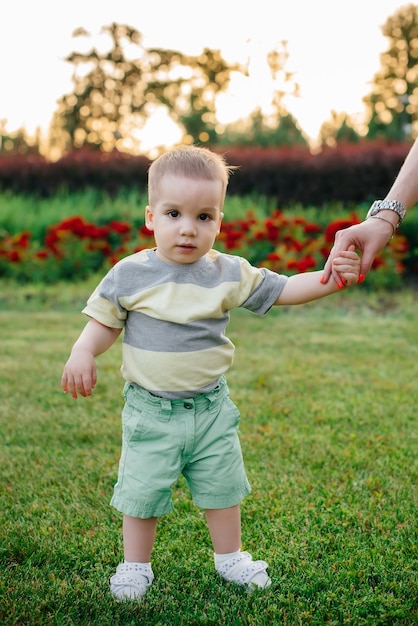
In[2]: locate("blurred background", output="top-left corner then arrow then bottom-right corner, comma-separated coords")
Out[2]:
1,0 -> 416,158
1,1 -> 417,289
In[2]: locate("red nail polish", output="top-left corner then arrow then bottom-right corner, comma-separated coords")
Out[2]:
358,274 -> 365,283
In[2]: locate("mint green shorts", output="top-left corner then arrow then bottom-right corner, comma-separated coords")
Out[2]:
110,376 -> 251,518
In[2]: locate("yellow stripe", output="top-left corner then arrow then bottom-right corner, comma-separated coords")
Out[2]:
121,343 -> 235,392
119,275 -> 263,323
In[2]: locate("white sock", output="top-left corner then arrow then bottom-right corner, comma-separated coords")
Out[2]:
214,550 -> 241,568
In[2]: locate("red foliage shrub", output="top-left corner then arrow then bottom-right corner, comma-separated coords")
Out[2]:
0,142 -> 413,205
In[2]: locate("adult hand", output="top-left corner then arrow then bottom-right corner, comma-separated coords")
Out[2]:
321,217 -> 394,284
322,140 -> 418,284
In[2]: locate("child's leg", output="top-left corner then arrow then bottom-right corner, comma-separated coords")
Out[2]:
205,505 -> 271,590
123,514 -> 158,562
205,505 -> 241,553
110,515 -> 158,601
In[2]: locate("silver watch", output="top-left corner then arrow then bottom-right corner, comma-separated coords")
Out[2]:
366,200 -> 406,226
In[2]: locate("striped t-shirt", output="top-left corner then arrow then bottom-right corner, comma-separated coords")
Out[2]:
83,248 -> 288,398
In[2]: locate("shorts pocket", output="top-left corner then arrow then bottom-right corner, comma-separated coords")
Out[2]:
224,397 -> 241,427
121,403 -> 147,442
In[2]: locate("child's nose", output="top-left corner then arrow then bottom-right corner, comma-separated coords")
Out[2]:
179,218 -> 197,235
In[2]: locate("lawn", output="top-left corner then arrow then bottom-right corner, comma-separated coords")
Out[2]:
1,284 -> 417,625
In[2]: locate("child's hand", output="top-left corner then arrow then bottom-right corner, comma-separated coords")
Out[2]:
61,349 -> 97,399
331,245 -> 360,288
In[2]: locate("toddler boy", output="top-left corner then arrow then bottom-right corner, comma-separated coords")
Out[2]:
62,145 -> 360,600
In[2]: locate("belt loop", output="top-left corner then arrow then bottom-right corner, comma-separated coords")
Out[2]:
207,385 -> 222,413
159,398 -> 172,421
122,381 -> 132,401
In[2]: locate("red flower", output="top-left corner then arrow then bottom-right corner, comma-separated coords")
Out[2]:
9,250 -> 21,262
109,220 -> 131,235
287,256 -> 316,273
304,223 -> 322,234
81,224 -> 109,239
324,213 -> 360,243
218,230 -> 243,250
58,216 -> 86,235
290,240 -> 304,252
265,221 -> 280,242
372,256 -> 385,269
16,232 -> 31,249
44,232 -> 61,256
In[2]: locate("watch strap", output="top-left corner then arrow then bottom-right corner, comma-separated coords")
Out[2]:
366,200 -> 406,225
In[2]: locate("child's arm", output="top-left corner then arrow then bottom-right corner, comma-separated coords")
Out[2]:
275,248 -> 360,306
61,319 -> 122,399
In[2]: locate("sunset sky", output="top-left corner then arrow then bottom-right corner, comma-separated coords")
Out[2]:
1,0 -> 410,149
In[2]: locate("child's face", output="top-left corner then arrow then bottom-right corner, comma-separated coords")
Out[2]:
145,174 -> 224,265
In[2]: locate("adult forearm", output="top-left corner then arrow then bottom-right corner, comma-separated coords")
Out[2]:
384,138 -> 418,211
321,139 -> 418,283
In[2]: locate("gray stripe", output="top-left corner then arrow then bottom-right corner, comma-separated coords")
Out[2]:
107,250 -> 242,298
123,310 -> 231,352
242,268 -> 287,314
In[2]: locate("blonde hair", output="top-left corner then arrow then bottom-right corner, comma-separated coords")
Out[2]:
148,145 -> 236,207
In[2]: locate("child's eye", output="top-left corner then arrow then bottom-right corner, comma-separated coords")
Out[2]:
167,210 -> 180,218
198,213 -> 212,221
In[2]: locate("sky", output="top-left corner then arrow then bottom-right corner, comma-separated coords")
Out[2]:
1,0 -> 411,150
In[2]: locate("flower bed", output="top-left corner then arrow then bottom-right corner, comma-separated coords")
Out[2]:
0,210 -> 408,287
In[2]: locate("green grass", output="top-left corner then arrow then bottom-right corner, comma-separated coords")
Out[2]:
1,284 -> 417,625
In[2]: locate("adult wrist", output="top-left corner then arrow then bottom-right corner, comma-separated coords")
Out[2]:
365,199 -> 406,226
368,215 -> 396,238
375,209 -> 399,226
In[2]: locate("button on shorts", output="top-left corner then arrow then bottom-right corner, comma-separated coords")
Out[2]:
110,376 -> 251,518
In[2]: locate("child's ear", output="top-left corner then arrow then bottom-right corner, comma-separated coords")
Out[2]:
145,205 -> 154,231
216,212 -> 224,235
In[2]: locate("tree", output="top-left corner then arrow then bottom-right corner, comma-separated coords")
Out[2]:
217,107 -> 307,147
216,42 -> 307,148
261,42 -> 307,146
364,3 -> 418,141
0,119 -> 42,156
48,23 -> 243,156
318,112 -> 362,148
